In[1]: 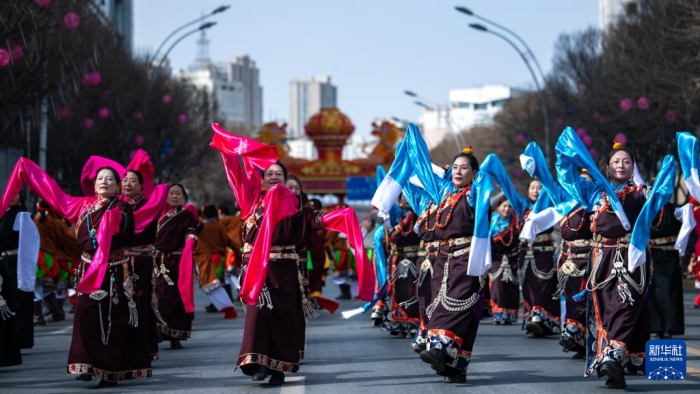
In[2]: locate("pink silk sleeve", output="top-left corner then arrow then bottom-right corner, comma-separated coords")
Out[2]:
322,208 -> 374,302
76,208 -> 122,294
178,237 -> 196,313
239,184 -> 299,305
126,150 -> 155,199
0,157 -> 89,224
133,184 -> 168,233
210,123 -> 278,219
80,156 -> 126,197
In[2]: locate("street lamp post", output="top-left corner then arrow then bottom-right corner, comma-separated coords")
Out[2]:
149,5 -> 230,65
455,6 -> 546,82
466,22 -> 551,163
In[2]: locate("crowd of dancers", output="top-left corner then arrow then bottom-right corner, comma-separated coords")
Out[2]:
0,122 -> 699,389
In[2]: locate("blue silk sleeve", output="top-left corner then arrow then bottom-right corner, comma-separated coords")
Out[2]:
481,154 -> 529,218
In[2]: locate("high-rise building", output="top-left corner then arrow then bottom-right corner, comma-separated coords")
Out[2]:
417,84 -> 521,149
289,76 -> 337,139
176,33 -> 263,129
224,56 -> 263,129
599,0 -> 642,30
94,0 -> 133,52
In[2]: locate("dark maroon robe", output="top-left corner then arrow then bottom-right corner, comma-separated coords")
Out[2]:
489,214 -> 520,319
127,197 -> 160,360
153,207 -> 198,340
67,197 -> 152,382
237,203 -> 323,375
388,211 -> 420,323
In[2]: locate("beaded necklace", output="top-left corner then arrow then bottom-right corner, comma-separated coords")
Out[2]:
492,215 -> 516,247
391,211 -> 416,240
425,186 -> 470,231
85,197 -> 118,250
563,208 -> 585,232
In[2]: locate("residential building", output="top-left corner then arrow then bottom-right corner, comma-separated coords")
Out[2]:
599,0 -> 642,30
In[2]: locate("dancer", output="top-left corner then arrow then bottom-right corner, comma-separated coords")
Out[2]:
373,124 -> 493,383
487,192 -> 520,325
153,184 -> 199,350
210,123 -> 373,386
556,127 -> 675,389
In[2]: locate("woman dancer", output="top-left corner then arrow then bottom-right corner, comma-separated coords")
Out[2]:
0,160 -> 154,388
153,184 -> 199,350
556,127 -> 675,389
210,123 -> 373,386
487,193 -> 520,325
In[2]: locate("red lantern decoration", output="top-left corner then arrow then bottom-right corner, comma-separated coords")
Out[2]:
613,133 -> 627,146
63,12 -> 80,29
0,49 -> 9,67
619,98 -> 633,112
98,107 -> 109,119
83,118 -> 94,129
636,96 -> 650,111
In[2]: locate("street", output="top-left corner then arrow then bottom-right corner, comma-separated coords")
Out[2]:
2,283 -> 699,394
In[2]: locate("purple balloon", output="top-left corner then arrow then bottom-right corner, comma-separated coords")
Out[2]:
576,128 -> 587,137
133,111 -> 143,120
63,12 -> 80,29
135,135 -> 145,146
589,148 -> 598,159
98,107 -> 109,119
665,110 -> 677,123
83,118 -> 94,129
178,113 -> 187,123
517,133 -> 526,143
162,94 -> 171,104
620,98 -> 633,112
58,107 -> 71,119
0,49 -> 10,67
613,133 -> 627,146
582,135 -> 593,147
637,96 -> 650,111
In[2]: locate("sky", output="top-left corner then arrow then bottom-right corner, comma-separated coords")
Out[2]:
134,0 -> 600,138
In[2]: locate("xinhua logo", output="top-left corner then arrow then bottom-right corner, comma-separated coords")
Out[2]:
646,339 -> 686,381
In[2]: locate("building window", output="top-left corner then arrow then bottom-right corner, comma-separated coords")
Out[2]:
457,102 -> 470,109
474,103 -> 488,110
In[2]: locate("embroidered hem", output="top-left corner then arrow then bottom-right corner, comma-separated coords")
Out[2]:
157,323 -> 191,339
67,363 -> 152,382
236,353 -> 299,373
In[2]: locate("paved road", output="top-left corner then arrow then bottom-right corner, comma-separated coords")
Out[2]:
2,283 -> 699,394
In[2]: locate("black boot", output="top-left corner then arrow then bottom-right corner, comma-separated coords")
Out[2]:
336,284 -> 351,300
222,283 -> 235,302
45,293 -> 64,322
33,301 -> 46,326
598,361 -> 627,389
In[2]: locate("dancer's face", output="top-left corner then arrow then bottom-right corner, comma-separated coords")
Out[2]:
167,185 -> 185,208
95,169 -> 119,199
452,156 -> 474,188
607,150 -> 633,185
528,180 -> 542,202
498,200 -> 512,219
121,171 -> 142,199
263,165 -> 285,190
285,179 -> 301,195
